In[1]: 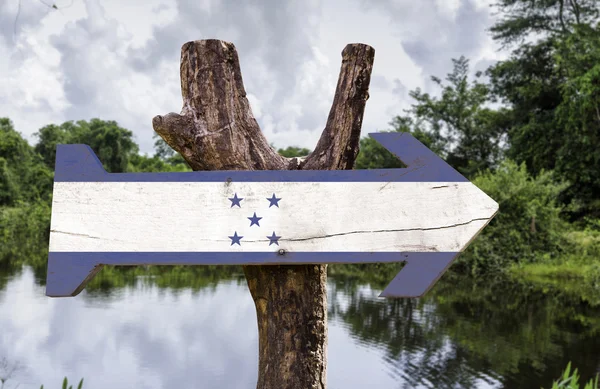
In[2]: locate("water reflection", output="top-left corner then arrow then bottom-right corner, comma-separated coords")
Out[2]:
0,268 -> 259,389
329,281 -> 502,389
0,266 -> 599,389
328,273 -> 600,389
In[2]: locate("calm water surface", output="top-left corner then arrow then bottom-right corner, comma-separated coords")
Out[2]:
1,266 -> 599,389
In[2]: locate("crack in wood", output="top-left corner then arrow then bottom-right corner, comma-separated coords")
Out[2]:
50,230 -> 101,239
284,217 -> 491,242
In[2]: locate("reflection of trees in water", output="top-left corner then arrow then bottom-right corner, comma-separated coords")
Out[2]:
328,272 -> 600,389
0,356 -> 24,389
78,265 -> 248,299
1,250 -> 248,298
3,257 -> 600,388
329,277 -> 497,389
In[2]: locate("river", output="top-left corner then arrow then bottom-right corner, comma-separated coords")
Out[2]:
1,265 -> 599,389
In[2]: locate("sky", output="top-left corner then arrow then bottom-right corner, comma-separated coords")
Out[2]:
0,0 -> 508,156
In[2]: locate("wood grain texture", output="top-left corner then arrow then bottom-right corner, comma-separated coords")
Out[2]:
49,181 -> 497,253
150,39 -> 375,389
151,40 -> 290,171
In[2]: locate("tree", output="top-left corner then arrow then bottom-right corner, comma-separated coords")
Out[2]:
277,146 -> 311,158
357,57 -> 506,178
127,154 -> 191,173
487,39 -> 564,175
406,57 -> 505,177
152,133 -> 188,166
34,119 -> 138,173
152,39 -> 374,389
33,123 -> 71,169
489,0 -> 600,47
487,0 -> 600,220
354,117 -> 414,170
455,159 -> 569,274
0,118 -> 53,206
553,22 -> 600,218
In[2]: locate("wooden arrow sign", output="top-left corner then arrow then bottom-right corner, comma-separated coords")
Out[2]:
46,132 -> 498,298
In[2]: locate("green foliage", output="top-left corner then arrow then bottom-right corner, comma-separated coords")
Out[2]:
354,130 -> 406,169
545,362 -> 599,389
489,0 -> 600,48
486,39 -> 564,176
364,57 -> 506,178
454,160 -> 570,274
487,1 -> 600,220
277,146 -> 311,158
405,57 -> 505,177
0,118 -> 31,164
33,118 -> 191,174
553,23 -> 600,218
0,201 -> 51,268
0,117 -> 194,272
564,221 -> 600,259
0,118 -> 53,206
34,119 -> 139,173
355,115 -> 451,170
152,133 -> 188,166
127,154 -> 191,172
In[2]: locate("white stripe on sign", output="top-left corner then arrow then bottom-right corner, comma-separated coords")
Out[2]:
49,181 -> 498,253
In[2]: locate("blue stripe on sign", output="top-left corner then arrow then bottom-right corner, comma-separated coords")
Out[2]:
53,132 -> 468,183
46,251 -> 459,298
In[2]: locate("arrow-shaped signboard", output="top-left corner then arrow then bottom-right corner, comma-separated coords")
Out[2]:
46,132 -> 498,298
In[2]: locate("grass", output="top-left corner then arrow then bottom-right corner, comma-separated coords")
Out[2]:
508,258 -> 599,280
544,362 -> 599,389
33,363 -> 597,389
40,377 -> 83,389
507,223 -> 600,302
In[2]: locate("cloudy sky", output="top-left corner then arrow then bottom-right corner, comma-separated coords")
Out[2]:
0,0 -> 507,156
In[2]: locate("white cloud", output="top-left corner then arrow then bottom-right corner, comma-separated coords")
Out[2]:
0,0 -> 502,155
435,0 -> 462,20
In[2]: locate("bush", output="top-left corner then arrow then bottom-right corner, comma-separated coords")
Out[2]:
454,160 -> 571,275
0,201 -> 51,268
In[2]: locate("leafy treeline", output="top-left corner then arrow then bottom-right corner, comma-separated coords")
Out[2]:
1,0 -> 600,281
351,0 -> 600,276
0,118 -> 192,273
357,0 -> 600,221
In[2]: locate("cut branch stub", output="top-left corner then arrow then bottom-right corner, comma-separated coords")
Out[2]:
301,43 -> 375,170
152,39 -> 288,171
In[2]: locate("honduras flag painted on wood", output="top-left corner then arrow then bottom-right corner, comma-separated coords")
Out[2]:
46,132 -> 499,298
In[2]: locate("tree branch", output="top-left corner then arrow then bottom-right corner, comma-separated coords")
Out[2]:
152,40 -> 289,171
301,44 -> 375,170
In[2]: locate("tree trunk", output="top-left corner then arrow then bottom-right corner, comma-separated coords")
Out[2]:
152,39 -> 374,389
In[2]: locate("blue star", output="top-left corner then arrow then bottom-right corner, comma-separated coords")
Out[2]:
267,231 -> 281,246
266,193 -> 282,208
229,231 -> 243,246
228,193 -> 243,208
248,212 -> 263,227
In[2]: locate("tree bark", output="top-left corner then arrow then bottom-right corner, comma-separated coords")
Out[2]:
153,39 -> 374,389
